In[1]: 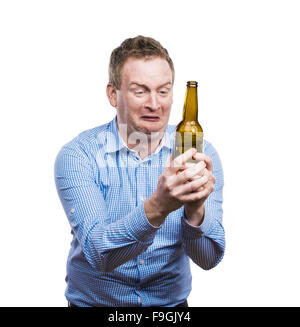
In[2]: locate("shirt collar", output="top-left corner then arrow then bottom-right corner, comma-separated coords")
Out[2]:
105,116 -> 174,154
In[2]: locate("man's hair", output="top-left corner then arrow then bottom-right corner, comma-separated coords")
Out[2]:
109,35 -> 174,90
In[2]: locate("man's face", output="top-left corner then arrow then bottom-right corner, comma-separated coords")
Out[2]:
115,56 -> 173,137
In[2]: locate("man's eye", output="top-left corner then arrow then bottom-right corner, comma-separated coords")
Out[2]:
135,90 -> 144,95
159,89 -> 169,95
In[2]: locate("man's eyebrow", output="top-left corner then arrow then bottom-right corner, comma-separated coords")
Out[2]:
128,81 -> 172,88
158,82 -> 172,88
128,82 -> 147,88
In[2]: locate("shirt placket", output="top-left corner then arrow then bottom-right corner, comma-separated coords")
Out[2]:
135,158 -> 150,306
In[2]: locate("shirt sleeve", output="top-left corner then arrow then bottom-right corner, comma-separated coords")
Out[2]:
181,141 -> 225,270
54,142 -> 160,272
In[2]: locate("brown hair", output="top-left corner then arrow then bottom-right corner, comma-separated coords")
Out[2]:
109,35 -> 175,90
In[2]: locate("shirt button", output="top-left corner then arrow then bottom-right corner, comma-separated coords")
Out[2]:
70,208 -> 75,214
140,259 -> 145,265
138,297 -> 142,305
139,195 -> 144,201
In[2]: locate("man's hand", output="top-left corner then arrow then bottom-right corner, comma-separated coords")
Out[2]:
144,148 -> 215,227
183,152 -> 216,226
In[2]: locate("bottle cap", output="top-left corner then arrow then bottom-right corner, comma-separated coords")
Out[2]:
187,81 -> 198,87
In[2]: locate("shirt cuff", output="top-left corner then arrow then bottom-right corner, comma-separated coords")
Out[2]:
181,205 -> 213,239
123,202 -> 160,244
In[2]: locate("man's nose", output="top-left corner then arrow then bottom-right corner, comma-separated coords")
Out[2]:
145,92 -> 160,111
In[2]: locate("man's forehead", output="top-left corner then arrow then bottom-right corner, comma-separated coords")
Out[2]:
121,56 -> 173,87
124,55 -> 167,65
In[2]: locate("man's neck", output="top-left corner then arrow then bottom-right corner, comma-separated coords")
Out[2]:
117,122 -> 164,159
127,133 -> 163,159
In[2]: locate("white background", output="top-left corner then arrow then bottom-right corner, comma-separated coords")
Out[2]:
1,0 -> 300,307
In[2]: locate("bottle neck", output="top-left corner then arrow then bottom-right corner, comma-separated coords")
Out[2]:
183,86 -> 198,121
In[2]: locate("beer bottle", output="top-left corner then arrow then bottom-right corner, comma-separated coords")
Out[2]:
174,81 -> 203,163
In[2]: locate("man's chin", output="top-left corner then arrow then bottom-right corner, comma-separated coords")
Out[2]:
138,120 -> 166,135
138,126 -> 164,136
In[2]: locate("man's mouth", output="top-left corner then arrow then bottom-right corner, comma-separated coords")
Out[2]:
141,116 -> 160,122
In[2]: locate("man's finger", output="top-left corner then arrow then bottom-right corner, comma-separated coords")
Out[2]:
173,148 -> 197,169
178,174 -> 209,196
193,152 -> 213,172
176,161 -> 206,184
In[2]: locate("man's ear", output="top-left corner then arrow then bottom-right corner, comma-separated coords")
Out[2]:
106,83 -> 117,107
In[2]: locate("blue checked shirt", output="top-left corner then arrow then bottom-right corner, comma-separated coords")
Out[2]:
54,116 -> 225,307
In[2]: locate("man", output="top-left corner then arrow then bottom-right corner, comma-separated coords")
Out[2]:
54,35 -> 225,307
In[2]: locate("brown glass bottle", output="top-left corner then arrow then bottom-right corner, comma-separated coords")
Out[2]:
174,81 -> 203,163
